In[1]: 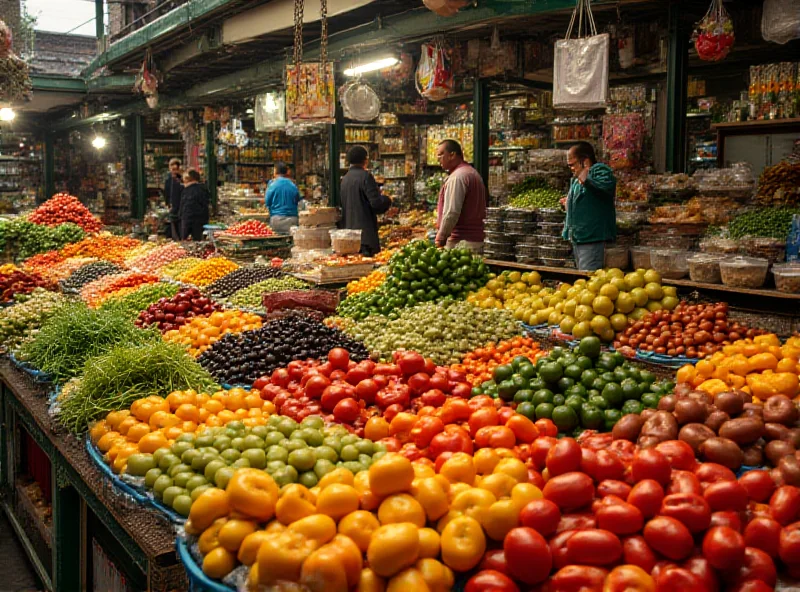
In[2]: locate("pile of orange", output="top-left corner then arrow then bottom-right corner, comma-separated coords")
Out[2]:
89,388 -> 275,474
60,233 -> 141,264
163,310 -> 263,357
346,270 -> 386,295
452,336 -> 545,385
176,257 -> 239,287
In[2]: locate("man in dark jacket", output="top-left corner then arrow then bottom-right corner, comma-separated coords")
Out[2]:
179,169 -> 210,241
339,146 -> 392,256
164,158 -> 183,240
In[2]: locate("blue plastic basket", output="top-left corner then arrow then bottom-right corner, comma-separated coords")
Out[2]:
177,538 -> 235,592
8,353 -> 53,383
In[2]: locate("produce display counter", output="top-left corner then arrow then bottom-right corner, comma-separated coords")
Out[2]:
0,359 -> 186,592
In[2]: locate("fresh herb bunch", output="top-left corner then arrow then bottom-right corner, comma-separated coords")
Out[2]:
57,340 -> 219,433
0,219 -> 86,259
99,282 -> 182,320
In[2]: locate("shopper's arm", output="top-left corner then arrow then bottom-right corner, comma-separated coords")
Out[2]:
364,174 -> 392,214
164,176 -> 171,207
265,182 -> 275,211
585,165 -> 616,199
436,175 -> 467,245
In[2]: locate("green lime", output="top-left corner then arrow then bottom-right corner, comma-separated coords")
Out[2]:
493,364 -> 514,382
622,400 -> 644,415
578,336 -> 602,358
565,395 -> 585,412
539,362 -> 563,384
604,408 -> 623,431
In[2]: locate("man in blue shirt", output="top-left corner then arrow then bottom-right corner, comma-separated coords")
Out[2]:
265,162 -> 302,235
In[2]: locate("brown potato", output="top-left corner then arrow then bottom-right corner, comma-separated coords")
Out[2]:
612,414 -> 644,442
679,423 -> 716,454
742,445 -> 764,467
762,395 -> 799,426
637,436 -> 662,449
735,389 -> 753,406
640,408 -> 657,423
787,428 -> 800,449
674,398 -> 708,425
705,411 -> 730,433
714,392 -> 744,416
765,440 -> 796,467
764,423 -> 790,442
688,390 -> 713,406
657,395 -> 677,413
674,383 -> 693,397
701,437 -> 744,470
742,403 -> 763,419
640,410 -> 679,444
719,417 -> 764,445
779,455 -> 800,486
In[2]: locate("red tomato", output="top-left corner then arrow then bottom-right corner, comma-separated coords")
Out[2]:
622,535 -> 658,573
271,368 -> 291,387
320,385 -> 349,412
556,512 -> 597,533
519,499 -> 561,537
328,347 -> 350,370
709,510 -> 742,531
410,415 -> 444,449
769,485 -> 800,525
660,493 -> 711,533
399,442 -> 425,461
429,425 -> 473,458
591,449 -> 626,482
407,372 -> 431,396
603,564 -> 656,592
655,440 -> 696,471
332,398 -> 360,423
506,414 -> 538,444
643,516 -> 694,561
503,527 -> 552,584
304,374 -> 331,399
479,549 -> 509,574
382,403 -> 404,423
468,407 -> 499,435
396,351 -> 425,375
497,406 -> 515,424
252,376 -> 269,390
439,397 -> 471,424
732,547 -> 777,588
695,463 -> 736,486
428,372 -> 450,394
607,439 -> 637,465
464,570 -> 519,592
543,472 -> 595,511
378,436 -> 401,452
548,565 -> 608,592
595,500 -> 644,535
682,556 -> 719,592
743,517 -> 781,558
550,529 -> 576,570
628,480 -> 665,519
779,520 -> 800,565
419,388 -> 446,407
468,395 -> 495,412
702,526 -> 745,570
655,567 -> 705,592
704,480 -> 748,512
535,418 -> 558,438
354,378 -> 379,404
451,382 -> 473,400
597,479 -> 632,499
729,582 -> 774,592
738,471 -> 775,503
345,366 -> 370,386
632,448 -> 671,486
667,470 -> 702,496
546,438 -> 582,477
474,425 -> 516,449
528,468 -> 545,489
531,436 -> 557,471
564,529 -> 622,566
374,363 -> 401,376
375,384 -> 410,410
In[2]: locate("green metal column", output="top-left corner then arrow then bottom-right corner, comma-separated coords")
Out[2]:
95,0 -> 105,41
328,100 -> 343,208
44,132 -> 55,200
473,79 -> 490,189
666,4 -> 689,173
205,123 -> 218,212
132,115 -> 147,219
52,480 -> 81,591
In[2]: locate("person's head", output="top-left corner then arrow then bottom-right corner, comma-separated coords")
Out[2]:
183,168 -> 201,185
347,145 -> 369,168
169,158 -> 182,175
567,142 -> 597,176
436,140 -> 464,172
275,162 -> 290,177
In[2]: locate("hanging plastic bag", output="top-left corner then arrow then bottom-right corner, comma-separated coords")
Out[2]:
762,0 -> 800,45
255,91 -> 286,132
416,40 -> 454,102
693,0 -> 734,61
553,0 -> 609,110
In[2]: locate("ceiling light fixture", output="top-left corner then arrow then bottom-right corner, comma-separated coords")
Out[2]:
343,57 -> 399,77
92,135 -> 107,149
0,108 -> 16,122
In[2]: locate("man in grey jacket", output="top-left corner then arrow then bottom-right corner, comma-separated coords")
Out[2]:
339,146 -> 392,256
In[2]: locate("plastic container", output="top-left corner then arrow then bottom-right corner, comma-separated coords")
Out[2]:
699,237 -> 740,255
486,207 -> 505,220
719,256 -> 769,288
485,251 -> 515,261
604,246 -> 630,270
516,244 -> 540,258
539,244 -> 572,259
541,257 -> 575,268
518,234 -> 568,247
651,249 -> 690,279
739,237 -> 786,264
291,226 -> 334,249
485,220 -> 505,232
772,263 -> 800,293
537,208 -> 566,223
504,208 -> 537,222
629,246 -> 652,270
687,253 -> 722,284
329,229 -> 362,255
484,232 -> 514,245
538,222 -> 564,237
515,255 -> 541,265
484,240 -> 516,254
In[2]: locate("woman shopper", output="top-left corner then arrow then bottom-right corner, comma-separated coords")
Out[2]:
562,141 -> 617,271
179,169 -> 210,241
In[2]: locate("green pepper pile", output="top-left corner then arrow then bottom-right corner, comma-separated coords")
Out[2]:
0,219 -> 86,259
470,336 -> 674,435
727,207 -> 800,240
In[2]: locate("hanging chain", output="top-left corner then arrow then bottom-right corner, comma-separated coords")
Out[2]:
293,0 -> 304,66
319,0 -> 328,68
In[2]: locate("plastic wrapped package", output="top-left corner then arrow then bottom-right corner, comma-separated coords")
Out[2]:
700,237 -> 740,254
771,263 -> 800,293
687,253 -> 723,283
604,246 -> 629,270
630,246 -> 652,270
520,234 -> 568,247
762,0 -> 800,45
651,249 -> 690,279
719,256 -> 769,288
504,220 -> 536,236
504,208 -> 537,222
291,226 -> 334,250
617,211 -> 648,230
299,207 -> 339,227
738,237 -> 786,264
538,209 -> 566,223
329,230 -> 362,255
539,244 -> 572,259
516,244 -> 540,258
538,222 -> 564,237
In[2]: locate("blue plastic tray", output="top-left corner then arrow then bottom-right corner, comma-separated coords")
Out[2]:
8,353 -> 53,383
177,538 -> 236,592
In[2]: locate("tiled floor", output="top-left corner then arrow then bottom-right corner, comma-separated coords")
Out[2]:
0,512 -> 41,592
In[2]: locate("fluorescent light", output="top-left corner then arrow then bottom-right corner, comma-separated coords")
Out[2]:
246,108 -> 255,114
343,57 -> 399,77
92,136 -> 107,149
0,108 -> 16,122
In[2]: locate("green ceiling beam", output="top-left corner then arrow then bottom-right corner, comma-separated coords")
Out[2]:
82,0 -> 235,77
31,75 -> 87,92
86,74 -> 137,93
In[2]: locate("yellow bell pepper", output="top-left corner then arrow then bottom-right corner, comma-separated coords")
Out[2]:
697,378 -> 729,396
257,530 -> 318,585
755,334 -> 781,347
747,352 -> 778,373
746,372 -> 800,399
276,484 -> 317,525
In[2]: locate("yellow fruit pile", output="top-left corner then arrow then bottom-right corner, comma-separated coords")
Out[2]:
163,310 -> 262,357
158,257 -> 203,279
188,449 -> 542,590
347,270 -> 386,295
176,257 -> 239,287
468,268 -> 677,342
677,334 -> 800,401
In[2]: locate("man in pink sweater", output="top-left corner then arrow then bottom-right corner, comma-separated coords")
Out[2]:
434,139 -> 487,254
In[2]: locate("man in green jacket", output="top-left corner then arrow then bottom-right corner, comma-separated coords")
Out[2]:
562,142 -> 617,271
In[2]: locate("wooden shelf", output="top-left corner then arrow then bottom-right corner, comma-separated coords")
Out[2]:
219,162 -> 274,166
711,117 -> 800,130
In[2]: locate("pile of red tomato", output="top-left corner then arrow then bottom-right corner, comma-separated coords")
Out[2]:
0,270 -> 56,302
464,434 -> 800,591
225,219 -> 273,237
28,193 -> 103,233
